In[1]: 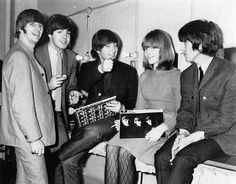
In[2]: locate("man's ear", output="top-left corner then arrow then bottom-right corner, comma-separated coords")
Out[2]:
19,27 -> 26,34
198,44 -> 203,52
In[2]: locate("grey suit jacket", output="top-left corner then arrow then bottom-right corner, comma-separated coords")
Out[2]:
0,40 -> 55,147
176,57 -> 236,155
35,44 -> 78,127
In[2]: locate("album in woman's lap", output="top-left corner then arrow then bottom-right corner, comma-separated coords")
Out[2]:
119,109 -> 164,138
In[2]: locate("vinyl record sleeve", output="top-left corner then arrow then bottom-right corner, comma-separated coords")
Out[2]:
74,96 -> 116,128
119,109 -> 164,138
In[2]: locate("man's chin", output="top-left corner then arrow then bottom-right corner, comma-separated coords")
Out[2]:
60,45 -> 68,50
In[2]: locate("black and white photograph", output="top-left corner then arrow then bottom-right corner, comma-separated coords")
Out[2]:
1,0 -> 236,184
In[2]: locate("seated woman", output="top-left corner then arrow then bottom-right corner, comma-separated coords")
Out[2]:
105,29 -> 181,184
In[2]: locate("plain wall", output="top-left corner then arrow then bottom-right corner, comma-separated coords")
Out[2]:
0,0 -> 7,59
1,0 -> 236,73
37,0 -> 236,72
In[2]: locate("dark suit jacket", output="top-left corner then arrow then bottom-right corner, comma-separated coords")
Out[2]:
35,44 -> 78,127
176,57 -> 236,155
77,59 -> 138,110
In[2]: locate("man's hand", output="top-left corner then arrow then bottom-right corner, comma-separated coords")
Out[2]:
175,131 -> 205,153
30,139 -> 45,156
188,131 -> 205,142
69,90 -> 83,105
145,124 -> 168,142
101,59 -> 114,72
105,100 -> 124,113
170,131 -> 205,163
111,119 -> 120,131
48,74 -> 67,90
170,134 -> 186,163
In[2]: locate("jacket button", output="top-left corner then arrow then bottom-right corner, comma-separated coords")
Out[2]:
41,73 -> 44,76
203,96 -> 206,100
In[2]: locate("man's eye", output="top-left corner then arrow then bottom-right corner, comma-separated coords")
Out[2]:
29,22 -> 35,26
38,24 -> 43,29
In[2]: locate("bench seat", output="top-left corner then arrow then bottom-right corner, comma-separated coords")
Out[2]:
87,142 -> 236,184
204,155 -> 236,171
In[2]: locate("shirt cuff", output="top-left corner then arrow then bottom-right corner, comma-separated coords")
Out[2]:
179,129 -> 190,137
191,131 -> 205,141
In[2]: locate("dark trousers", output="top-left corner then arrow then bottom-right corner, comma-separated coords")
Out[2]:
51,112 -> 69,153
56,116 -> 117,184
46,112 -> 69,184
154,134 -> 226,184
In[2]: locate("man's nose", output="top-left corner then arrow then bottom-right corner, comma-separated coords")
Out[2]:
110,45 -> 116,52
62,33 -> 68,39
36,24 -> 43,31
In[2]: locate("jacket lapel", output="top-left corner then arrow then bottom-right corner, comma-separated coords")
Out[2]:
43,44 -> 53,79
199,57 -> 220,90
18,41 -> 41,76
18,41 -> 49,91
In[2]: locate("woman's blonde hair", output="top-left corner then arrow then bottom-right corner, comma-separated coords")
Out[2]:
142,29 -> 175,70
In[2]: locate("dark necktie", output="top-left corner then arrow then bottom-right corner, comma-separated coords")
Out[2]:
199,67 -> 204,84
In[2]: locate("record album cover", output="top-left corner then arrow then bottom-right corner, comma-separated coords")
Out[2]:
119,109 -> 164,138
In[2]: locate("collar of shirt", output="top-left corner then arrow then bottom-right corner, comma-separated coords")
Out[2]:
48,43 -> 63,55
18,40 -> 34,53
197,57 -> 213,74
48,44 -> 63,76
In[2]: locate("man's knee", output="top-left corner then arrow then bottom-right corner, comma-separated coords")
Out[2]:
172,154 -> 197,170
83,124 -> 104,140
71,124 -> 103,142
84,122 -> 114,140
61,158 -> 79,172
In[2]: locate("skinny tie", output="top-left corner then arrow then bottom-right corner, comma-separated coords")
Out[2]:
199,67 -> 204,84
